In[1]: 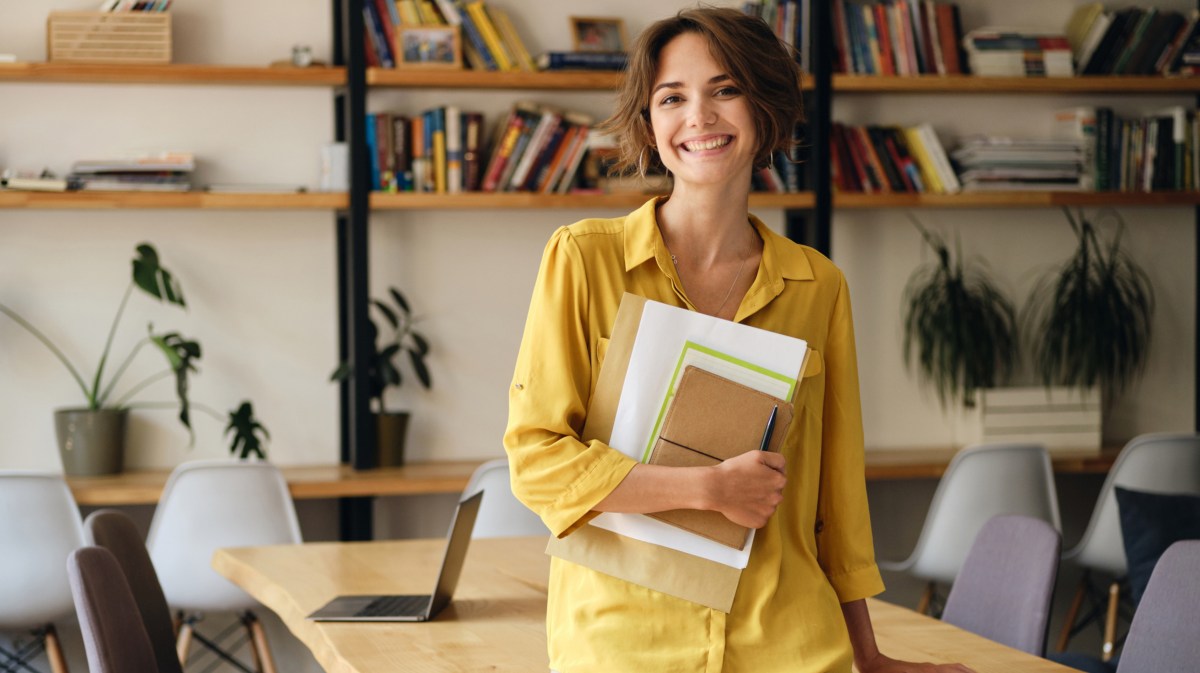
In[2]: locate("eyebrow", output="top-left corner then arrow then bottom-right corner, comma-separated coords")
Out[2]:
651,74 -> 732,96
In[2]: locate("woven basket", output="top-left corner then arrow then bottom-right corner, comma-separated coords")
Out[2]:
47,11 -> 172,64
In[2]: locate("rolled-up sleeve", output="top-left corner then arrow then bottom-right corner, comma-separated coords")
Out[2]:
815,272 -> 885,602
503,226 -> 637,538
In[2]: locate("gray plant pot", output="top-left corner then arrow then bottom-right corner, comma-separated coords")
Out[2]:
376,411 -> 410,467
54,408 -> 128,476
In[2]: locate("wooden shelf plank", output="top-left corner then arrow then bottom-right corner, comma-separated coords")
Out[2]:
834,74 -> 1200,94
370,192 -> 815,210
67,461 -> 485,506
368,68 -> 622,90
368,68 -> 814,91
865,447 -> 1118,481
0,62 -> 346,86
834,191 -> 1200,208
0,190 -> 347,209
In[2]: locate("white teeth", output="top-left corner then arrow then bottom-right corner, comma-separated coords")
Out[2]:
683,136 -> 730,151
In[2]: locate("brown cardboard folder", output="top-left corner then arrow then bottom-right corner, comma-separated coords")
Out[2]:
545,294 -> 806,612
647,366 -> 793,550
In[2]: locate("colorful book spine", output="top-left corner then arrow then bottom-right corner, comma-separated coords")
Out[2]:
490,7 -> 535,71
536,51 -> 627,71
445,106 -> 462,194
466,1 -> 514,71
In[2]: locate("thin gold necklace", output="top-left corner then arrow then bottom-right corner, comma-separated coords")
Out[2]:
671,252 -> 749,316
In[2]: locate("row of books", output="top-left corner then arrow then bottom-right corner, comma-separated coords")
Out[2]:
832,0 -> 968,76
367,103 -> 597,194
963,29 -> 1073,77
1069,4 -> 1200,76
741,0 -> 812,72
364,0 -> 536,72
830,122 -> 959,193
1082,107 -> 1200,192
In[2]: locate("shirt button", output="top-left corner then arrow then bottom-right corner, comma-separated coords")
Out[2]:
514,383 -> 524,390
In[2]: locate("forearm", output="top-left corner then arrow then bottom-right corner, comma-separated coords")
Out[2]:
593,462 -> 713,513
841,599 -> 880,670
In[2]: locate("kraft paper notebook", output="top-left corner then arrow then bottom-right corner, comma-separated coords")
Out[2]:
546,294 -> 810,612
647,366 -> 793,550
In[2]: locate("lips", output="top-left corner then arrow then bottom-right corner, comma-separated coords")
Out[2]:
681,135 -> 733,152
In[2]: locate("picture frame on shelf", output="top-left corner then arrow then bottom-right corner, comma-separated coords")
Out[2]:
570,16 -> 627,53
396,26 -> 462,69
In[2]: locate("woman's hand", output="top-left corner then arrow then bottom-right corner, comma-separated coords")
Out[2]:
705,450 -> 787,528
856,652 -> 977,673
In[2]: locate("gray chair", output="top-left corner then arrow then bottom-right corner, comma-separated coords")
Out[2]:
67,546 -> 158,673
463,458 -> 549,538
1056,433 -> 1200,657
1115,540 -> 1200,673
84,509 -> 183,673
941,514 -> 1062,656
879,443 -> 1061,614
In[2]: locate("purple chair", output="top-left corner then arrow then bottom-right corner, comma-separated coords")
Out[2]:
941,515 -> 1062,656
67,547 -> 157,673
1115,540 -> 1200,673
84,509 -> 184,673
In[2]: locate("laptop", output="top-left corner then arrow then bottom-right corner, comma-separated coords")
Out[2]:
307,490 -> 483,622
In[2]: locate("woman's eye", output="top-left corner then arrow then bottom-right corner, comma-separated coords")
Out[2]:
715,86 -> 741,97
659,94 -> 682,106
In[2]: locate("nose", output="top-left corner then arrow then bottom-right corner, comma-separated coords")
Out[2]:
685,97 -> 717,127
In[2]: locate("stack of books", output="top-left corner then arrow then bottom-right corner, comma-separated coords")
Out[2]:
963,29 -> 1073,77
364,0 -> 536,72
1069,4 -> 1200,76
67,153 -> 194,192
952,137 -> 1084,191
831,0 -> 969,76
830,122 -> 959,194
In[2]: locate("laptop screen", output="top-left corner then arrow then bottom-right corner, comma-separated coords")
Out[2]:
429,490 -> 483,617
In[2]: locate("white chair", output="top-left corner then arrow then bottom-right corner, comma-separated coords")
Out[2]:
463,458 -> 548,538
1055,433 -> 1200,658
0,472 -> 86,673
146,459 -> 302,673
878,443 -> 1061,615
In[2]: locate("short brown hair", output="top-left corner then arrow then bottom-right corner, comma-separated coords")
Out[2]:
599,7 -> 805,176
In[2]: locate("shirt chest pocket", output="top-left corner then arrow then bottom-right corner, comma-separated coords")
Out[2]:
795,348 -> 824,412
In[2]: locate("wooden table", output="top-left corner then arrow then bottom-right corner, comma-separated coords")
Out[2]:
214,536 -> 1076,673
68,447 -> 1117,506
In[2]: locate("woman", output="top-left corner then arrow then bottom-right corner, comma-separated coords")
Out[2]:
505,8 -> 974,673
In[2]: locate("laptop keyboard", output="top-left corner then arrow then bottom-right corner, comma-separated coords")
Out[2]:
355,594 -> 430,617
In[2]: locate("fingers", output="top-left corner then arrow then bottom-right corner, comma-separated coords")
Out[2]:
758,449 -> 787,473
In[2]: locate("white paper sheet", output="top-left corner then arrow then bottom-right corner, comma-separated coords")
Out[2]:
589,300 -> 808,569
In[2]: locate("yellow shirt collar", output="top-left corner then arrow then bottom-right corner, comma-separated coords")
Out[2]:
622,196 -> 815,282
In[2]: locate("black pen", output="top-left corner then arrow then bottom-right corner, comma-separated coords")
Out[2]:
758,405 -> 778,452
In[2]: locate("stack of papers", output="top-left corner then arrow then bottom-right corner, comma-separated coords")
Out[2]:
953,136 -> 1085,191
964,28 -> 1074,77
68,152 -> 195,192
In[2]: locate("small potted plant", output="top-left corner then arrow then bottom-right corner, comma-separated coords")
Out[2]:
0,243 -> 269,474
1025,208 -> 1154,403
901,221 -> 1019,410
330,286 -> 432,466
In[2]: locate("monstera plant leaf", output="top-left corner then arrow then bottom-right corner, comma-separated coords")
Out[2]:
132,243 -> 186,307
149,329 -> 201,432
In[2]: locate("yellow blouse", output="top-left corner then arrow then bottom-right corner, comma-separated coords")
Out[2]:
504,198 -> 884,673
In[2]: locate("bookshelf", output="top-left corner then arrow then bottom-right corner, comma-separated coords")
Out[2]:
0,191 -> 347,209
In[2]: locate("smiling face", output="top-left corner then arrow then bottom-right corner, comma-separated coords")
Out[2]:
648,32 -> 757,191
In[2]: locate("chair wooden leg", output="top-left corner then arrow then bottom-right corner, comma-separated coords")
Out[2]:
244,611 -> 278,673
1056,579 -> 1087,652
1102,581 -> 1121,662
176,619 -> 194,666
916,582 -> 935,615
44,624 -> 68,673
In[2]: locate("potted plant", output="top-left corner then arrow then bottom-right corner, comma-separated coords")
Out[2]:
330,286 -> 432,466
901,221 -> 1019,410
0,243 -> 269,474
1025,208 -> 1155,403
